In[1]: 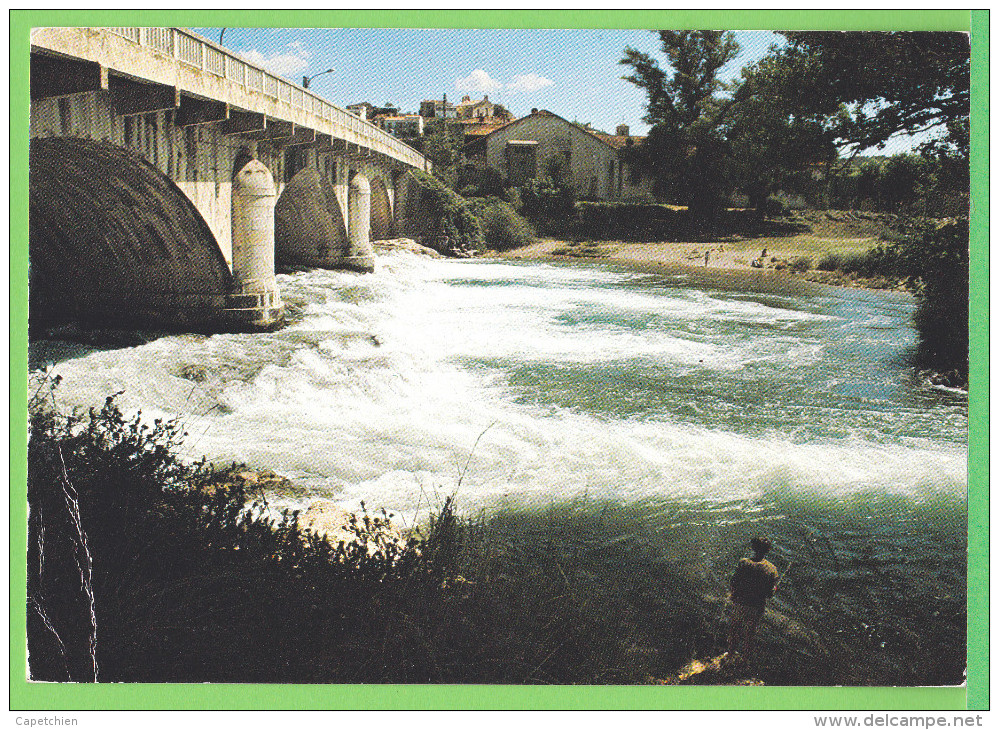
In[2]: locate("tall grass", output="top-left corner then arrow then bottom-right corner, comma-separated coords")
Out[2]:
815,245 -> 899,279
25,384 -> 658,683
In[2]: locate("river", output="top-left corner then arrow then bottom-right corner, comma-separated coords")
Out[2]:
31,250 -> 968,684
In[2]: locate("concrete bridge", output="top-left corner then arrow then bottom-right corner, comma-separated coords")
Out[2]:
29,26 -> 431,331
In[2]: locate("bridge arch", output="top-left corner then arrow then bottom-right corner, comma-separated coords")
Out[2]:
29,137 -> 233,330
275,164 -> 348,268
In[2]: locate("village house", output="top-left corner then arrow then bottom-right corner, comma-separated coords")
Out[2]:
419,98 -> 458,119
463,109 -> 652,201
378,114 -> 425,139
455,94 -> 495,120
345,102 -> 373,120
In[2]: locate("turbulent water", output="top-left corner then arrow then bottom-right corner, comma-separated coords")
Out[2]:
31,251 -> 968,683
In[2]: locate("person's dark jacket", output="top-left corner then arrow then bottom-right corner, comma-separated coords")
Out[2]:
730,557 -> 779,608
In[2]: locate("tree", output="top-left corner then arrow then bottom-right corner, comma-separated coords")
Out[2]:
776,32 -> 970,159
620,31 -> 741,219
418,118 -> 463,188
774,33 -> 971,380
622,31 -> 838,220
725,54 -> 839,216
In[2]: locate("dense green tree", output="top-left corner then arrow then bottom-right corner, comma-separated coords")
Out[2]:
620,31 -> 741,219
777,31 -> 971,159
418,119 -> 463,187
725,54 -> 839,216
885,218 -> 969,382
622,31 -> 838,220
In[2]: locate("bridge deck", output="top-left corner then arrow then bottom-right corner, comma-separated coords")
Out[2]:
29,26 -> 429,171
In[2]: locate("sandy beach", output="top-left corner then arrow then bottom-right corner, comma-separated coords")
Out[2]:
490,222 -> 904,294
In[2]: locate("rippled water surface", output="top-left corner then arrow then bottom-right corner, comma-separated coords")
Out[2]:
33,253 -> 967,513
32,252 -> 968,683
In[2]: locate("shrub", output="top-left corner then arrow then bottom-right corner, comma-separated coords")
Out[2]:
789,256 -> 812,273
26,385 -> 434,682
455,164 -> 507,199
518,176 -> 576,235
503,186 -> 523,212
889,217 -> 969,381
817,246 -> 899,279
817,252 -> 844,271
769,191 -> 809,213
398,170 -> 484,254
468,197 -> 536,251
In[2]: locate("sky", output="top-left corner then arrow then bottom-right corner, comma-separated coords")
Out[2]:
194,27 -> 935,154
194,28 -> 782,136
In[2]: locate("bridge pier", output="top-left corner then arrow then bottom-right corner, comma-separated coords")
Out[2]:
344,173 -> 375,273
223,158 -> 284,329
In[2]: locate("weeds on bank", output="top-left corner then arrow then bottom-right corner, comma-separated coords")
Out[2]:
25,381 -> 653,683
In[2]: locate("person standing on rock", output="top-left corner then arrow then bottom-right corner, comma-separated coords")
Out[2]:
704,249 -> 711,267
726,536 -> 780,658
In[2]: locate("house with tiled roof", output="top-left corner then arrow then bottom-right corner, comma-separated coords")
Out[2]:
455,94 -> 495,120
463,110 -> 651,201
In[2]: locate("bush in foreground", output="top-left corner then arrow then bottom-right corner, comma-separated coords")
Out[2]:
24,385 -> 663,683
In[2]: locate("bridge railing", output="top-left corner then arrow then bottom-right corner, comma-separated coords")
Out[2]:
107,27 -> 428,170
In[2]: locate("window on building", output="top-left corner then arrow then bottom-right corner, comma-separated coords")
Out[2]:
506,141 -> 538,186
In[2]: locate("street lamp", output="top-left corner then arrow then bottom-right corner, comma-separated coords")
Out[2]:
303,68 -> 334,89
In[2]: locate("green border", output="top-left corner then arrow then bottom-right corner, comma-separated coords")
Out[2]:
10,8 -> 984,712
966,7 -> 990,713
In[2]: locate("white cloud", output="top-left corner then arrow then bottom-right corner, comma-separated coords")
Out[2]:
507,73 -> 554,94
455,69 -> 503,94
241,42 -> 310,77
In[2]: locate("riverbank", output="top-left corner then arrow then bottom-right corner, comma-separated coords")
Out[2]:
488,210 -> 904,290
492,236 -> 905,293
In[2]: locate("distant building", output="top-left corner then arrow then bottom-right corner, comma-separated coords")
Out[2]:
351,102 -> 401,123
456,94 -> 493,120
463,109 -> 651,201
345,102 -> 373,120
372,103 -> 401,118
420,97 -> 458,119
378,114 -> 425,139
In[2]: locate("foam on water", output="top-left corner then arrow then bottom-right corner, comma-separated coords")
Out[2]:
36,251 -> 967,520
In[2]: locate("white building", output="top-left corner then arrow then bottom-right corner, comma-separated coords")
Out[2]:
464,110 -> 652,201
